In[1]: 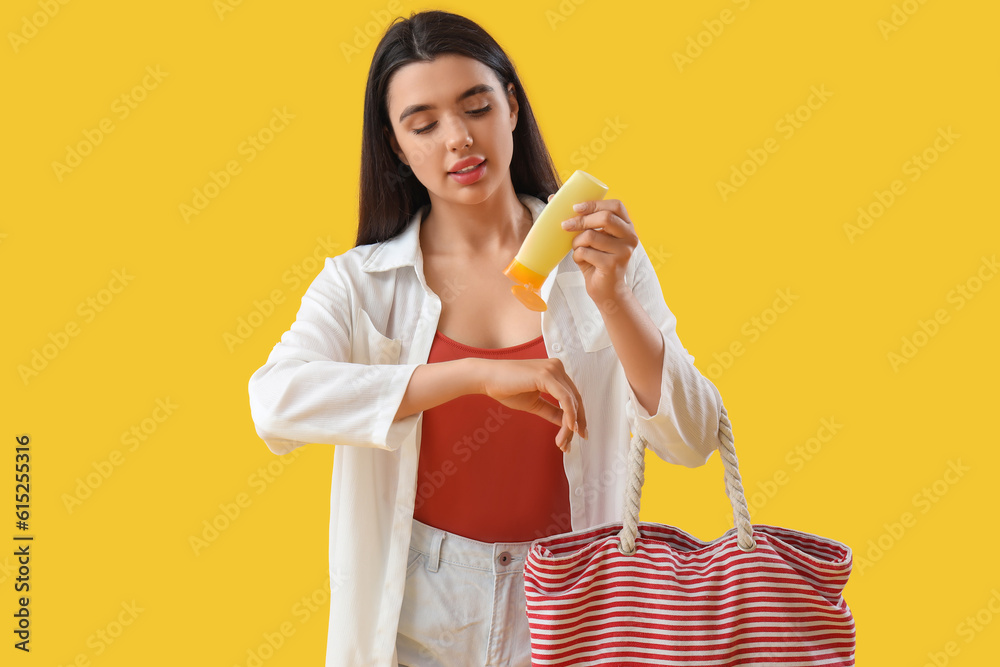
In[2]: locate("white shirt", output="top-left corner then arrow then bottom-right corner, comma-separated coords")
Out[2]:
247,193 -> 724,666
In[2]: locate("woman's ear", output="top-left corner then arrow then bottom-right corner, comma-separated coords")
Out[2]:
386,129 -> 409,166
507,83 -> 518,133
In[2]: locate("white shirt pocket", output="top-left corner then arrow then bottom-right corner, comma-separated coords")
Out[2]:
351,307 -> 401,365
555,271 -> 613,353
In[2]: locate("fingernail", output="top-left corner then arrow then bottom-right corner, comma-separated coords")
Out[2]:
572,202 -> 586,212
561,219 -> 574,230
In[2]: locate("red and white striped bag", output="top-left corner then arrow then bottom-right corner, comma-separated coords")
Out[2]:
523,406 -> 856,666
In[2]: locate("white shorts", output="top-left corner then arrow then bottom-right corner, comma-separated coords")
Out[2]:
396,517 -> 534,667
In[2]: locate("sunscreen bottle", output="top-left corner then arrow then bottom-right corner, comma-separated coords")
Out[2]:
503,170 -> 609,311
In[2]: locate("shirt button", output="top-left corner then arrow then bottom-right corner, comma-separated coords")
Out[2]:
497,551 -> 512,565
552,343 -> 562,353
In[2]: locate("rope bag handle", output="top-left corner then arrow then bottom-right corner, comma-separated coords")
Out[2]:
617,404 -> 757,555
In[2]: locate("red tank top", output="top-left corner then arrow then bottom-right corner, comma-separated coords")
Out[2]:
413,330 -> 572,543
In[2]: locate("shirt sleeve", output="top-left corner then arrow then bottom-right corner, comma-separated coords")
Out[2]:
622,239 -> 724,468
247,256 -> 421,455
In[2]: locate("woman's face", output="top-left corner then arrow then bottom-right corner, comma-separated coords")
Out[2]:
385,53 -> 518,205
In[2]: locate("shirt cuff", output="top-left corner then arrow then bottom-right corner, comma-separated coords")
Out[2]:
625,330 -> 722,468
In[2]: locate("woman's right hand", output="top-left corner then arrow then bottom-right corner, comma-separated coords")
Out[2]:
475,358 -> 588,453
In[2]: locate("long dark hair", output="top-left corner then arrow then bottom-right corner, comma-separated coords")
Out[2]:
355,10 -> 561,247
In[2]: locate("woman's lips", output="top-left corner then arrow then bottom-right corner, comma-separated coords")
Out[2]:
448,159 -> 486,184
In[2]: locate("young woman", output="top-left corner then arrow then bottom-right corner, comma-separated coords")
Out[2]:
248,10 -> 725,667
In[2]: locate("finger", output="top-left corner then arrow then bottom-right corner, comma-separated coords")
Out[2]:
565,374 -> 587,439
555,424 -> 570,452
530,398 -> 572,451
559,390 -> 579,436
534,393 -> 578,448
572,198 -> 631,225
570,245 -> 619,275
531,395 -> 564,429
565,199 -> 633,238
548,365 -> 586,440
538,365 -> 580,448
563,210 -> 627,239
572,228 -> 620,255
544,378 -> 579,438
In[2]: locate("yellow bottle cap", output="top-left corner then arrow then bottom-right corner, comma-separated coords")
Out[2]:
503,258 -> 548,311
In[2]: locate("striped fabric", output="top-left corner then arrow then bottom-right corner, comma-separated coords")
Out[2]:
524,521 -> 855,666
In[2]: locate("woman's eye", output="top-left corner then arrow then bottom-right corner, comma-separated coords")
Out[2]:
411,105 -> 493,135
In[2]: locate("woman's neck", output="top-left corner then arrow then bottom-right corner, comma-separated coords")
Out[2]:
419,187 -> 533,258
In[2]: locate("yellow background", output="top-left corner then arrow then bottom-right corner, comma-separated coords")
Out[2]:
3,0 -> 998,664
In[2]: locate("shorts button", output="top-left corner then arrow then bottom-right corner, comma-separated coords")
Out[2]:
497,551 -> 512,565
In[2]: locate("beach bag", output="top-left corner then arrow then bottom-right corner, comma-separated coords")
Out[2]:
523,406 -> 856,665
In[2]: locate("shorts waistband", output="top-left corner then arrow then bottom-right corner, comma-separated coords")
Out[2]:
408,517 -> 535,575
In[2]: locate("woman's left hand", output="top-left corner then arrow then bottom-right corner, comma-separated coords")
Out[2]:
550,194 -> 639,307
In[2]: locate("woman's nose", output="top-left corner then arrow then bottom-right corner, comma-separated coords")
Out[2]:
443,116 -> 473,151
